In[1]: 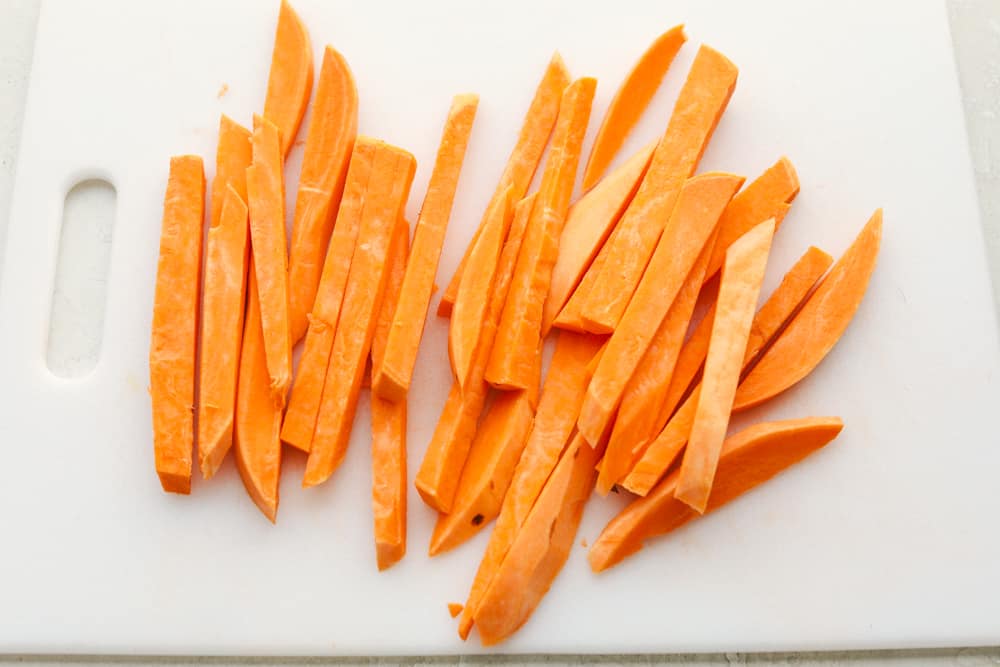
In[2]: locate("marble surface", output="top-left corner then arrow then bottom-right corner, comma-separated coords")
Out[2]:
0,0 -> 997,664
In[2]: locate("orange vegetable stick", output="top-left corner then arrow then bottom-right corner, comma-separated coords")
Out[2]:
578,45 -> 738,333
263,0 -> 313,157
450,186 -> 515,389
551,225 -> 615,333
486,77 -> 597,390
150,155 -> 205,495
577,173 -> 743,446
459,331 -> 603,639
474,432 -> 603,646
288,46 -> 359,343
542,141 -> 656,335
589,417 -> 844,572
438,53 -> 571,317
281,138 -> 377,452
674,220 -> 776,513
304,145 -> 416,487
734,210 -> 883,410
208,116 -> 252,230
622,246 -> 833,496
706,156 -> 799,280
581,25 -> 687,191
373,94 -> 479,403
198,186 -> 250,479
415,195 -> 536,513
659,246 -> 833,425
234,264 -> 283,521
371,218 -> 410,571
246,115 -> 292,405
596,227 -> 718,495
428,386 -> 535,557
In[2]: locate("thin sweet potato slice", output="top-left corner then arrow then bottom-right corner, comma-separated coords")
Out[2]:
438,53 -> 570,317
263,0 -> 313,156
150,155 -> 205,494
581,25 -> 686,190
209,116 -> 252,229
287,46 -> 358,342
577,45 -> 738,332
675,220 -> 776,513
373,95 -> 479,403
590,417 -> 844,572
577,173 -> 743,445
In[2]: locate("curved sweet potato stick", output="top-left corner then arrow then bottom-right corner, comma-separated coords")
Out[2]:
209,116 -> 252,230
263,0 -> 313,157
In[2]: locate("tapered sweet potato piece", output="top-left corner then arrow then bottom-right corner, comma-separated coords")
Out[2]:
543,142 -> 656,335
577,173 -> 743,446
596,227 -> 718,495
675,220 -> 775,513
281,138 -> 377,452
303,145 -> 416,487
371,219 -> 410,570
415,195 -> 536,514
458,331 -> 603,639
486,77 -> 597,390
658,246 -> 833,431
263,0 -> 313,157
581,25 -> 687,191
150,155 -> 205,495
438,53 -> 570,317
577,45 -> 738,333
234,263 -> 283,522
450,186 -> 515,389
474,432 -> 602,646
589,417 -> 844,572
246,115 -> 292,405
705,157 -> 799,280
623,246 -> 832,496
288,46 -> 358,342
198,186 -> 250,479
551,225 -> 615,333
373,95 -> 479,403
209,116 -> 252,230
733,211 -> 883,410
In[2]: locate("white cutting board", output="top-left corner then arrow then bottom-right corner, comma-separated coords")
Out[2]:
2,0 -> 998,656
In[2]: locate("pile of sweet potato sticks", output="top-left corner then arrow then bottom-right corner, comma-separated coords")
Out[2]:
149,1 -> 882,646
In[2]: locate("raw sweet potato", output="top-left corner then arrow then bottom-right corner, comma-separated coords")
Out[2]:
263,0 -> 313,156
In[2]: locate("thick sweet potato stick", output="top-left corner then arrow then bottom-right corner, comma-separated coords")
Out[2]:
596,227 -> 718,495
486,77 -> 596,390
234,263 -> 283,522
198,186 -> 251,479
415,195 -> 535,513
675,220 -> 775,513
450,186 -> 515,389
552,225 -> 615,333
288,46 -> 358,342
706,157 -> 799,279
373,95 -> 479,402
150,155 -> 204,494
581,25 -> 686,190
303,145 -> 416,487
577,173 -> 743,446
281,138 -> 377,452
438,53 -> 570,317
371,219 -> 410,570
733,211 -> 883,410
659,246 -> 832,425
623,246 -> 833,496
209,116 -> 252,229
458,331 -> 603,639
543,142 -> 656,334
589,417 -> 844,572
474,432 -> 603,646
246,115 -> 292,405
578,46 -> 738,333
263,0 -> 313,157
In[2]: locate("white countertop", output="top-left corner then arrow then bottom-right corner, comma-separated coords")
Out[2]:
1,0 -> 997,665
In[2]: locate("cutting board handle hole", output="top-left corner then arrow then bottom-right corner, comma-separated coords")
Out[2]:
46,179 -> 117,379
